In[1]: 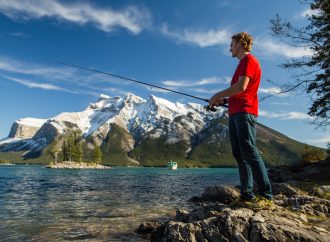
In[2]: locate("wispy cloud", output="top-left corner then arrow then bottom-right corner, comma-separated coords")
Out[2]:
269,102 -> 289,106
0,57 -> 74,80
187,87 -> 214,94
0,56 -> 134,96
254,38 -> 313,58
308,135 -> 330,146
0,56 -> 129,85
0,0 -> 151,34
259,110 -> 312,120
258,87 -> 290,97
159,24 -> 313,59
162,77 -> 227,87
299,8 -> 320,18
4,75 -> 76,93
146,86 -> 171,93
160,23 -> 231,47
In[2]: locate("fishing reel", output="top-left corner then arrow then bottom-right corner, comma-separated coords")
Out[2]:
205,103 -> 228,112
205,99 -> 228,112
205,105 -> 217,112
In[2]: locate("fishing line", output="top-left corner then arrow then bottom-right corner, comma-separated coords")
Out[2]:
57,62 -> 228,111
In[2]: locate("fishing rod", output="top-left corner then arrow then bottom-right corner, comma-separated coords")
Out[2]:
57,62 -> 228,111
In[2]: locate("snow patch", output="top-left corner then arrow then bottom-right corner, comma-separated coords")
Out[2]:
17,118 -> 47,127
0,137 -> 22,146
98,94 -> 110,101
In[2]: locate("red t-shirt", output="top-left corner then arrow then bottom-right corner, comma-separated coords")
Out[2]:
228,53 -> 261,116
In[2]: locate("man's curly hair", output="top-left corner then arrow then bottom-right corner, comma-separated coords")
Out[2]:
232,32 -> 253,52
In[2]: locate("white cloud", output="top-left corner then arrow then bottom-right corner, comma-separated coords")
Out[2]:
4,75 -> 76,93
159,24 -> 313,59
300,8 -> 320,18
0,0 -> 151,34
269,102 -> 289,106
258,87 -> 290,97
146,86 -> 171,93
0,57 -> 74,80
0,56 -> 134,96
259,87 -> 281,94
254,38 -> 313,58
187,88 -> 214,94
162,77 -> 226,87
259,110 -> 312,120
160,23 -> 231,47
308,135 -> 330,146
0,56 -> 127,85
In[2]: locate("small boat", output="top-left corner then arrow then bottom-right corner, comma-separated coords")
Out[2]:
167,161 -> 177,170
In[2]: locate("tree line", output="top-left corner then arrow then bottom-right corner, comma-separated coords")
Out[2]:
49,131 -> 102,164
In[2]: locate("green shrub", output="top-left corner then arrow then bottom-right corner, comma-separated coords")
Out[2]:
301,144 -> 326,164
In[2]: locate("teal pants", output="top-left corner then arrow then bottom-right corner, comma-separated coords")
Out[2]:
229,112 -> 273,200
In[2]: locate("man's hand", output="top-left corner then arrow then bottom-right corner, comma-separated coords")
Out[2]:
209,97 -> 226,107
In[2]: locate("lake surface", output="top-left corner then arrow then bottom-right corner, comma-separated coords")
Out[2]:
0,165 -> 239,241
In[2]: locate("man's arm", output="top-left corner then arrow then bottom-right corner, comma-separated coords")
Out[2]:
209,76 -> 250,107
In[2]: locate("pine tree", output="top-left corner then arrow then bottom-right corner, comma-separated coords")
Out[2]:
93,144 -> 103,164
62,140 -> 69,161
49,138 -> 61,164
70,131 -> 83,162
67,134 -> 74,161
270,0 -> 330,128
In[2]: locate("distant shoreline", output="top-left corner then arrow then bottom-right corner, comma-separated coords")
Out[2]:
0,162 -> 238,169
45,161 -> 111,169
0,163 -> 238,169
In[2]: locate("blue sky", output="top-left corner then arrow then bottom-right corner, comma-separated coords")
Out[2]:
0,0 -> 328,148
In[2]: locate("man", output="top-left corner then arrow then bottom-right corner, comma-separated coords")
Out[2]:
209,32 -> 273,203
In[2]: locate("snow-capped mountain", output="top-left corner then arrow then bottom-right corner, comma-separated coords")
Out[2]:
0,93 -> 307,166
0,93 -> 225,151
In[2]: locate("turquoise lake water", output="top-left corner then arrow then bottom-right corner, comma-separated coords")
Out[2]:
0,165 -> 239,241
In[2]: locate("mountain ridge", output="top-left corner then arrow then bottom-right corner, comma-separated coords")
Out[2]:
0,93 -> 314,167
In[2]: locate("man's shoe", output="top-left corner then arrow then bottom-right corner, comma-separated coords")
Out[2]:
230,196 -> 255,207
239,196 -> 275,210
250,196 -> 275,209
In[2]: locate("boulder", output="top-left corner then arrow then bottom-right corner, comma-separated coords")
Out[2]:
250,209 -> 330,242
149,206 -> 330,242
271,182 -> 303,196
201,185 -> 240,204
136,222 -> 160,234
140,182 -> 330,242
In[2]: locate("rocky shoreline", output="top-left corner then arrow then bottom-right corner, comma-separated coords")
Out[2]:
137,159 -> 330,241
45,161 -> 111,169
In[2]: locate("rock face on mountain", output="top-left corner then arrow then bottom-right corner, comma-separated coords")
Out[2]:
8,118 -> 46,139
0,93 -> 311,165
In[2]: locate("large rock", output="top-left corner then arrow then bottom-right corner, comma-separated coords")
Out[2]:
250,209 -> 330,242
201,185 -> 240,204
271,182 -> 303,196
150,205 -> 330,242
141,183 -> 330,242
